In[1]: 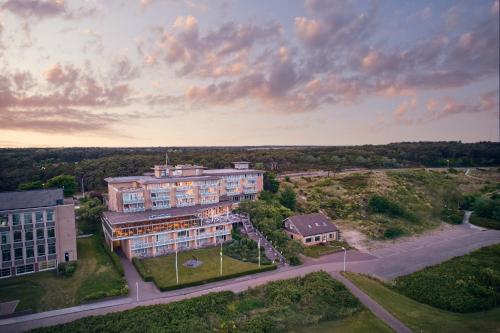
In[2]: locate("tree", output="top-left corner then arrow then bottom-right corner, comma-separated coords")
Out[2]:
263,172 -> 279,193
280,186 -> 297,211
18,181 -> 44,191
284,239 -> 304,263
46,175 -> 77,197
76,197 -> 105,234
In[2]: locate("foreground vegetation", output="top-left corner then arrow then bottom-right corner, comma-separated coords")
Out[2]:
393,244 -> 500,312
0,236 -> 127,312
303,240 -> 350,258
133,247 -> 275,291
2,142 -> 499,192
30,271 -> 386,333
289,168 -> 499,239
344,272 -> 500,333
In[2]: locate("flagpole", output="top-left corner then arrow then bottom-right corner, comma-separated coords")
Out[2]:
258,238 -> 261,268
175,245 -> 179,284
220,241 -> 223,276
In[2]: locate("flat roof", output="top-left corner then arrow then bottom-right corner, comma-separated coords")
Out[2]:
103,201 -> 233,225
105,175 -> 221,184
0,189 -> 64,211
203,169 -> 262,175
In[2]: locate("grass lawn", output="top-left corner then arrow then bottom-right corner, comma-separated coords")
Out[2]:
0,235 -> 127,313
343,272 -> 500,333
292,309 -> 393,333
303,240 -> 350,258
138,247 -> 272,289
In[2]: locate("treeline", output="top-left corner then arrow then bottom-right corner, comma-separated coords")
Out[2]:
1,142 -> 499,192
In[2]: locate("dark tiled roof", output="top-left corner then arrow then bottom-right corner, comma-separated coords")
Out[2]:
286,213 -> 338,237
0,189 -> 64,211
103,201 -> 234,225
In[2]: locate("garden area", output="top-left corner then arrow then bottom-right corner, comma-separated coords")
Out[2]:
344,272 -> 500,333
132,246 -> 276,291
303,240 -> 350,258
0,235 -> 127,313
284,168 -> 499,240
30,271 -> 391,333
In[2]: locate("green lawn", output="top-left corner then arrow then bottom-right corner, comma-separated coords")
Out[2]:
303,240 -> 350,258
292,309 -> 393,333
0,235 -> 127,313
137,247 -> 273,289
343,272 -> 500,333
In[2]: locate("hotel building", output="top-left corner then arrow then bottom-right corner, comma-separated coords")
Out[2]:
0,189 -> 77,278
102,161 -> 264,260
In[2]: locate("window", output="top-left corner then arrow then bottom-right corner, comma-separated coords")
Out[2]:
0,268 -> 11,278
14,248 -> 23,260
26,246 -> 34,258
35,211 -> 44,223
329,233 -> 334,239
305,237 -> 312,243
15,264 -> 34,275
47,228 -> 55,238
177,230 -> 188,238
1,232 -> 9,244
48,244 -> 56,254
46,210 -> 54,222
2,249 -> 11,261
25,230 -> 33,241
315,236 -> 321,242
14,231 -> 22,243
37,229 -> 45,239
39,260 -> 56,270
24,212 -> 32,224
37,244 -> 46,256
12,213 -> 21,226
0,214 -> 7,227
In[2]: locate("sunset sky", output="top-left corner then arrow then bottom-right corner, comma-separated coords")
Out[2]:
0,0 -> 499,147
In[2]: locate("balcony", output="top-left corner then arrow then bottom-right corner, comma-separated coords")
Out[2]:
243,186 -> 257,194
123,206 -> 145,213
201,199 -> 218,205
131,242 -> 154,250
200,191 -> 216,196
150,187 -> 169,193
176,193 -> 194,199
123,197 -> 144,204
176,186 -> 191,191
226,183 -> 239,189
199,184 -> 216,189
176,201 -> 195,207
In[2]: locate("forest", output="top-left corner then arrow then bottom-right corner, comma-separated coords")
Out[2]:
0,141 -> 499,192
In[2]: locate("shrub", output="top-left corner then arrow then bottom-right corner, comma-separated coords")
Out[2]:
383,227 -> 404,239
57,262 -> 77,277
440,207 -> 463,224
368,195 -> 419,223
289,256 -> 301,266
394,244 -> 500,312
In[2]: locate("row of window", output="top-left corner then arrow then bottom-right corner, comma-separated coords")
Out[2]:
2,244 -> 56,261
1,228 -> 54,245
0,210 -> 54,227
0,260 -> 57,279
304,233 -> 335,243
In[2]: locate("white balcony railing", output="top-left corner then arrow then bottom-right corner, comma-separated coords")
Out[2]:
123,197 -> 145,204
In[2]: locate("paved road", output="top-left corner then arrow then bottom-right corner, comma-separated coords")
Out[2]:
2,223 -> 500,332
331,272 -> 412,333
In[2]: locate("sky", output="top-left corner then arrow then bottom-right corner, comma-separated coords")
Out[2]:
0,0 -> 499,147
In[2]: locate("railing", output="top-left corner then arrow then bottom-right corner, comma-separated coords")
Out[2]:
226,184 -> 239,189
123,197 -> 145,204
176,186 -> 191,191
244,188 -> 258,194
123,206 -> 145,213
152,204 -> 170,210
176,201 -> 195,207
150,188 -> 170,193
176,193 -> 194,199
131,242 -> 154,250
201,200 -> 218,205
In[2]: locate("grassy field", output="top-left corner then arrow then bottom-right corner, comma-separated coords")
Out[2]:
0,236 -> 127,313
303,240 -> 350,258
287,168 -> 499,239
393,244 -> 500,312
343,272 -> 500,333
31,271 -> 378,333
136,247 -> 272,289
292,309 -> 393,333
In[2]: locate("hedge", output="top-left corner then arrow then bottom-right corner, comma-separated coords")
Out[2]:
99,236 -> 125,277
132,257 -> 153,282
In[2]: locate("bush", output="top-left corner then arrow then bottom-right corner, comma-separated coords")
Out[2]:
289,256 -> 301,266
394,244 -> 500,312
383,227 -> 404,239
223,237 -> 272,265
440,207 -> 463,224
57,262 -> 77,277
368,195 -> 419,223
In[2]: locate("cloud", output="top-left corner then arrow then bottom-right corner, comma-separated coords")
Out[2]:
1,0 -> 66,19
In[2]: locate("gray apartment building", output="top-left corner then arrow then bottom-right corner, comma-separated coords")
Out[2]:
0,189 -> 77,278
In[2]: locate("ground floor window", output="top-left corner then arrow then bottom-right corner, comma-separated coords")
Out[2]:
39,260 -> 56,271
156,245 -> 171,255
133,248 -> 148,257
216,235 -> 227,243
197,238 -> 210,247
0,268 -> 11,278
314,236 -> 321,242
329,233 -> 335,239
305,237 -> 312,243
177,241 -> 190,249
2,248 -> 11,261
48,244 -> 56,255
16,264 -> 34,275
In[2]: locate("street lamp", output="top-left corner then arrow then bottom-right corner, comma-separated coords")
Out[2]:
341,247 -> 347,272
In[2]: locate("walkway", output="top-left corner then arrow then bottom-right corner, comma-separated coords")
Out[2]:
331,272 -> 412,333
118,249 -> 160,301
